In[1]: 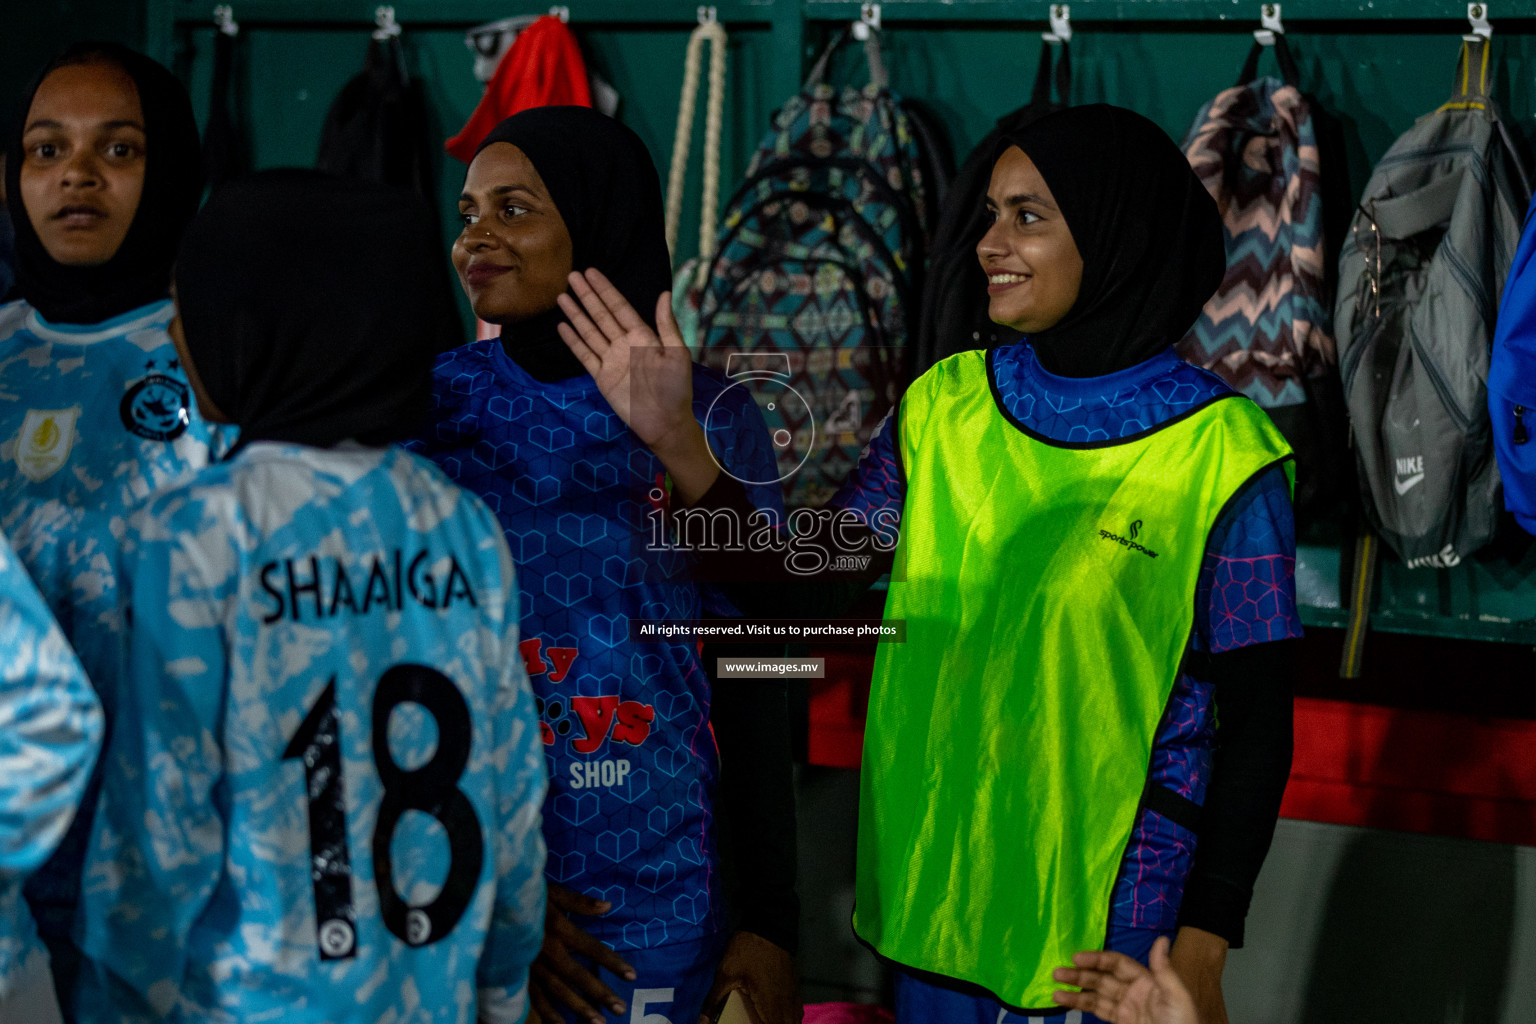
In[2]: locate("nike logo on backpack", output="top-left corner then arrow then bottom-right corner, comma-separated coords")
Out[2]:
1393,455 -> 1426,495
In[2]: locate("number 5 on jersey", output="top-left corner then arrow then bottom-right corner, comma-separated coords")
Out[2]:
283,665 -> 484,960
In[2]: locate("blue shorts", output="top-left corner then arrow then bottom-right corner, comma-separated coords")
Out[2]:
554,931 -> 729,1024
892,927 -> 1169,1024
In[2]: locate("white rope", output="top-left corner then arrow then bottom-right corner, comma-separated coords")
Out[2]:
664,29 -> 703,255
698,21 -> 726,272
665,20 -> 727,267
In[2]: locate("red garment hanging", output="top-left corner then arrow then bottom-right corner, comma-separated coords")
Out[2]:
446,15 -> 592,163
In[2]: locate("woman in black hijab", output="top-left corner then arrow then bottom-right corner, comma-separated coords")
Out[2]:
560,104 -> 1299,1024
74,170 -> 546,1024
0,45 -> 226,1014
6,41 -> 202,325
993,103 -> 1227,378
410,107 -> 798,1024
175,170 -> 457,450
453,106 -> 672,382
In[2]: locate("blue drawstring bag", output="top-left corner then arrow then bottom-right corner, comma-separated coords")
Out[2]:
1491,203 -> 1536,536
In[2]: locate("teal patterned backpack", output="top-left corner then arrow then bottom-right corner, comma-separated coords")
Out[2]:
697,30 -> 929,508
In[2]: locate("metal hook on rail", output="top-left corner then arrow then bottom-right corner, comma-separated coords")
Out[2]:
1043,4 -> 1070,44
698,6 -> 717,25
1254,4 -> 1283,47
373,5 -> 401,41
213,4 -> 239,37
1465,2 -> 1492,41
852,3 -> 880,42
550,6 -> 571,23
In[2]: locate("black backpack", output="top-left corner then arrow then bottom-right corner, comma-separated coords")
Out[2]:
315,34 -> 437,223
203,18 -> 248,189
911,41 -> 1069,378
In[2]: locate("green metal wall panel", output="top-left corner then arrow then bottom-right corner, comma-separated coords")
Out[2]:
172,16 -> 787,306
2,1 -> 148,124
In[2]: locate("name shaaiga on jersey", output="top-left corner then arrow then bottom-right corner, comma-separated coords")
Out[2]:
258,548 -> 479,622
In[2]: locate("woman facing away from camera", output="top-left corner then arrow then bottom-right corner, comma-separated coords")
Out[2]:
72,170 -> 546,1024
0,41 -> 231,1012
408,106 -> 802,1024
557,104 -> 1300,1024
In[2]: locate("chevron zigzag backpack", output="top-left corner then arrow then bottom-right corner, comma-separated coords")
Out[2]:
696,29 -> 930,509
1177,36 -> 1352,527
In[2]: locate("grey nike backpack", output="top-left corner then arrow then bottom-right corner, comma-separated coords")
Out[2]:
1335,37 -> 1530,569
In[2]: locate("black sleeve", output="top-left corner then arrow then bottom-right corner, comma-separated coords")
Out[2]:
681,471 -> 890,619
686,467 -> 890,953
1175,638 -> 1298,948
708,650 -> 800,953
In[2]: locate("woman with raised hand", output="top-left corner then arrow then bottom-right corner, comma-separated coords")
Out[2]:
0,41 -> 231,1005
410,106 -> 801,1024
560,104 -> 1301,1024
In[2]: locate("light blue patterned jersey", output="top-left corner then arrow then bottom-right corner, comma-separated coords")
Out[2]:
0,298 -> 235,943
74,442 -> 546,1024
0,298 -> 232,686
0,527 -> 102,998
0,300 -> 233,951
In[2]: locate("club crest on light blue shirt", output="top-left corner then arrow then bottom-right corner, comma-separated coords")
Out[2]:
118,367 -> 191,442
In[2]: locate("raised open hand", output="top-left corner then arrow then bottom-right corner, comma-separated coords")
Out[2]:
556,268 -> 721,503
557,268 -> 697,453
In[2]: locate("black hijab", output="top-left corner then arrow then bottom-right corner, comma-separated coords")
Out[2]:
472,107 -> 672,382
175,169 -> 460,450
1003,104 -> 1225,378
6,42 -> 203,325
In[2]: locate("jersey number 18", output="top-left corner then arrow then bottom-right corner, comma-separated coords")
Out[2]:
283,664 -> 484,960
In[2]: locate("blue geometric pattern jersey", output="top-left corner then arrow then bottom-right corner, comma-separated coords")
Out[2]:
0,298 -> 235,948
0,527 -> 101,998
409,340 -> 782,953
73,443 -> 546,1024
834,342 -> 1301,1019
990,343 -> 1231,442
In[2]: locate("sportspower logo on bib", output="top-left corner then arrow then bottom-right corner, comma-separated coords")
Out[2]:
1099,518 -> 1160,559
120,371 -> 191,442
15,408 -> 79,482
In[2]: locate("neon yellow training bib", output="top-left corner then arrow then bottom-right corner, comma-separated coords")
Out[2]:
853,349 -> 1292,1011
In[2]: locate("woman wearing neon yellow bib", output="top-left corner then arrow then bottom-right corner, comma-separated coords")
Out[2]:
556,104 -> 1300,1024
